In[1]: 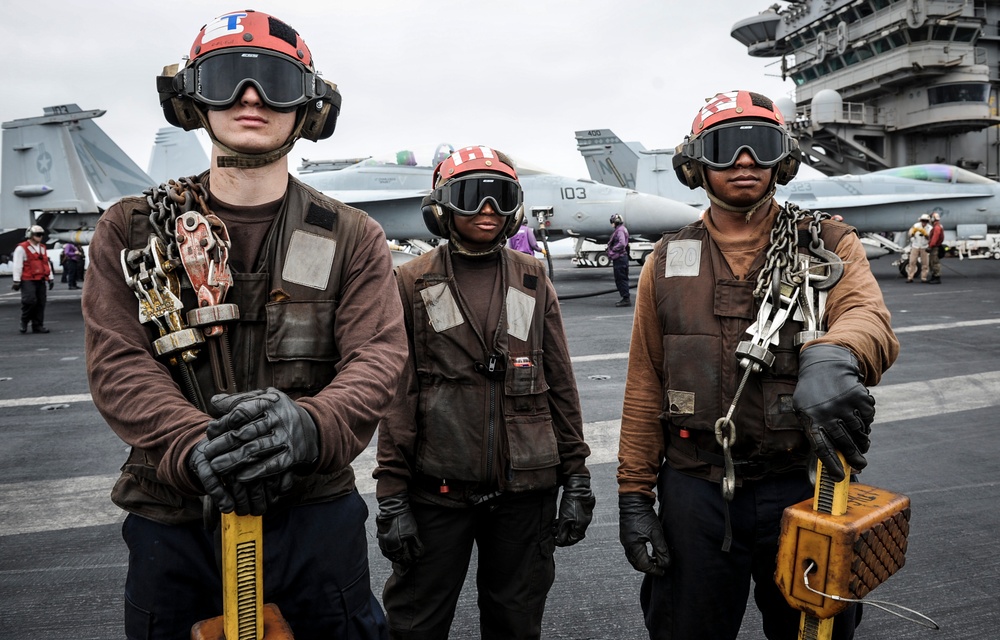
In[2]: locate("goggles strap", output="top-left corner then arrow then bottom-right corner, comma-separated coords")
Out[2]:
699,165 -> 778,223
196,105 -> 307,169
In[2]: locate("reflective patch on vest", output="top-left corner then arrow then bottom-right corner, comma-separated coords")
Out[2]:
667,389 -> 695,415
506,287 -> 535,342
282,230 -> 336,290
420,282 -> 464,332
665,239 -> 702,277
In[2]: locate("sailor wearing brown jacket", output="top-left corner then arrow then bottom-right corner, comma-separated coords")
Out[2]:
83,10 -> 403,638
374,146 -> 593,639
617,91 -> 899,640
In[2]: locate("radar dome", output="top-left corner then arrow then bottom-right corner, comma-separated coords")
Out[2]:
775,97 -> 797,122
811,89 -> 843,124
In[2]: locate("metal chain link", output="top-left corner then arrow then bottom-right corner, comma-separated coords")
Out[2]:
753,202 -> 828,300
716,202 -> 830,502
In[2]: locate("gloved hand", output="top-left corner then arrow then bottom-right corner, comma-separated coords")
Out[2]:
619,493 -> 670,576
11,282 -> 20,291
48,280 -> 54,290
376,492 -> 423,567
227,475 -> 293,517
188,437 -> 237,513
203,387 -> 320,484
553,474 -> 596,547
793,344 -> 876,482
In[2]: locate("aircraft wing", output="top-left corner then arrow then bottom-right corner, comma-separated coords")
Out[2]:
313,189 -> 433,240
784,190 -> 991,210
322,189 -> 428,204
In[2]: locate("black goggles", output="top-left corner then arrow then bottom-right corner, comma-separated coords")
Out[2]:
685,121 -> 793,169
434,174 -> 523,216
178,48 -> 321,112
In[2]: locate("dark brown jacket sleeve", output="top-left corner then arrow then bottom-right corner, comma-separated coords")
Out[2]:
83,201 -> 212,497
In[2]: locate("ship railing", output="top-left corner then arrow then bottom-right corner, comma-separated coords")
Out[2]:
790,102 -> 886,130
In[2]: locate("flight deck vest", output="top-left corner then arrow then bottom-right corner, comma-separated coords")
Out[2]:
396,247 -> 561,494
17,241 -> 51,280
113,173 -> 367,524
654,215 -> 851,482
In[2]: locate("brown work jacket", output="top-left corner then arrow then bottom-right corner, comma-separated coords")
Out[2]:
84,174 -> 406,524
619,205 -> 899,496
375,246 -> 590,504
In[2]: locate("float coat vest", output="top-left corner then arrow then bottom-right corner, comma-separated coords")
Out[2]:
654,215 -> 851,483
112,173 -> 366,524
18,241 -> 51,280
396,247 -> 561,494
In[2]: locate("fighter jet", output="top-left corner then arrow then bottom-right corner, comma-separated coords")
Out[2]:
0,105 -> 701,260
294,151 -> 701,252
575,129 -> 1000,256
0,104 -> 157,256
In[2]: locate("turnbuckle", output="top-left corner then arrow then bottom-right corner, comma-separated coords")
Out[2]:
120,235 -> 204,362
737,267 -> 799,373
793,254 -> 828,347
175,211 -> 239,337
175,211 -> 240,393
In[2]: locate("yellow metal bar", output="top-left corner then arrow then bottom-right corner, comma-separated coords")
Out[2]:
221,513 -> 264,640
799,452 -> 850,640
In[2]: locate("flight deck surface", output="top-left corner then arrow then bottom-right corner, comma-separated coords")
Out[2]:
1,255 -> 997,639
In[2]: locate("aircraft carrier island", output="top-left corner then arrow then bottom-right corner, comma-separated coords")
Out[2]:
732,0 -> 1000,177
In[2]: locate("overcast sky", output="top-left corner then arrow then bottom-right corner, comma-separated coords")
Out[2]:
1,1 -> 793,180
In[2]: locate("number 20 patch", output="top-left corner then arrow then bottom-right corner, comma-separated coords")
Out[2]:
665,239 -> 701,277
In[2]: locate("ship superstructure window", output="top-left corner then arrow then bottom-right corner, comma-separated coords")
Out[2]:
788,8 -> 983,88
928,83 -> 990,106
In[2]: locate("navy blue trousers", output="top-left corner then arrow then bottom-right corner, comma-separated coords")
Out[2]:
382,490 -> 557,640
640,465 -> 860,640
122,491 -> 387,640
612,255 -> 630,300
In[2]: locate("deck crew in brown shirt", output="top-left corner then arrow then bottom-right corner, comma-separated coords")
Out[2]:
82,10 -> 404,638
616,90 -> 898,640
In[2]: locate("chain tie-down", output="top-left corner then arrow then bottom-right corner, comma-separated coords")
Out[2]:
121,177 -> 240,406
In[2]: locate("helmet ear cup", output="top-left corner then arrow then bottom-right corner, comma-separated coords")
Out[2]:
421,195 -> 448,238
501,207 -> 525,241
672,144 -> 703,189
775,144 -> 801,185
300,80 -> 341,141
164,96 -> 202,131
157,68 -> 201,131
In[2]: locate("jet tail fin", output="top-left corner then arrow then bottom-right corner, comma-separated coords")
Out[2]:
147,127 -> 210,183
1,104 -> 155,240
574,129 -> 643,189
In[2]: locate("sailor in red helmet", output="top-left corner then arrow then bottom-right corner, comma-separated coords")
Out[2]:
374,146 -> 594,639
82,10 -> 404,638
617,91 -> 899,639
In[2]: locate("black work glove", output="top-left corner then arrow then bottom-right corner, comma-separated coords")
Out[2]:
11,282 -> 20,291
188,437 -> 237,513
554,474 -> 596,547
204,387 -> 320,484
376,492 -> 424,567
619,493 -> 670,576
793,344 -> 876,482
48,280 -> 54,290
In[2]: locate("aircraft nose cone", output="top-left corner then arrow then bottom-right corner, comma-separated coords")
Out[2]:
622,191 -> 701,235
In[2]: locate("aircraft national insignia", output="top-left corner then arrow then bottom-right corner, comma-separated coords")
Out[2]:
36,151 -> 52,176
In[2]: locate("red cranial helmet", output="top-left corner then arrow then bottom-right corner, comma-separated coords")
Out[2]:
673,90 -> 800,207
422,146 -> 524,255
690,90 -> 786,134
190,10 -> 313,68
157,10 -> 341,168
431,145 -> 518,187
